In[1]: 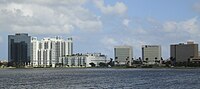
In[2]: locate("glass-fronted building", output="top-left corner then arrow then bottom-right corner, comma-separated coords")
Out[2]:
8,33 -> 31,67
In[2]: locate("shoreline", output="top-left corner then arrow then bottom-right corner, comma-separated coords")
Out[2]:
1,66 -> 200,69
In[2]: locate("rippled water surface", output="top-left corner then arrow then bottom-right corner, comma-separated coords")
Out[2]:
0,68 -> 200,89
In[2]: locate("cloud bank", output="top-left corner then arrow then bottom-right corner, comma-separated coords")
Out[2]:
0,0 -> 102,34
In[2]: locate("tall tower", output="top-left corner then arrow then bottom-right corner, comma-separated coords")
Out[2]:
8,33 -> 31,67
30,37 -> 73,67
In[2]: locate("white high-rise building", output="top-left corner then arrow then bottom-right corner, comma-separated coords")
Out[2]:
142,45 -> 161,65
31,37 -> 73,67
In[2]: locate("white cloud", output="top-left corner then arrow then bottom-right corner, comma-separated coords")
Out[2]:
134,27 -> 147,34
74,18 -> 102,32
93,0 -> 127,15
101,37 -> 119,52
0,0 -> 102,34
101,37 -> 118,46
10,25 -> 73,34
163,21 -> 177,32
122,19 -> 130,27
180,17 -> 199,34
163,17 -> 200,35
5,3 -> 33,17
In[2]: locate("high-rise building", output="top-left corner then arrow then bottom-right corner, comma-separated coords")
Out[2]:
31,37 -> 73,67
170,41 -> 198,63
114,46 -> 133,66
142,45 -> 161,64
8,33 -> 31,67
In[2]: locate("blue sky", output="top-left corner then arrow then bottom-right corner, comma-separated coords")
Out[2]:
1,0 -> 200,61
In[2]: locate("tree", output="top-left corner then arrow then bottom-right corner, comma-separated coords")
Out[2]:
160,57 -> 163,64
108,58 -> 114,66
138,57 -> 142,64
145,58 -> 149,63
170,57 -> 176,66
126,57 -> 130,66
89,62 -> 96,67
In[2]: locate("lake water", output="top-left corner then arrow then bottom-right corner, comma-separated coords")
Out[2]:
0,68 -> 200,89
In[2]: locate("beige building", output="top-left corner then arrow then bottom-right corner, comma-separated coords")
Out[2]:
142,45 -> 161,65
170,41 -> 198,63
114,46 -> 133,66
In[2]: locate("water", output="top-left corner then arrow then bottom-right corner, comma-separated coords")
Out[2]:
0,68 -> 200,89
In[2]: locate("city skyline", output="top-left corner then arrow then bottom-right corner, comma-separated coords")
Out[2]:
1,0 -> 200,60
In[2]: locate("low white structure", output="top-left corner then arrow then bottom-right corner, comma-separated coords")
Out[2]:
85,53 -> 107,67
59,53 -> 107,67
59,54 -> 87,67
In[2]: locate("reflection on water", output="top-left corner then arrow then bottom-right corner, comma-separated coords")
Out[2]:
0,68 -> 200,89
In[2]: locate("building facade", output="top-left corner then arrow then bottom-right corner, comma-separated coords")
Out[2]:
85,53 -> 107,67
170,41 -> 198,63
31,37 -> 73,67
8,33 -> 31,67
114,46 -> 133,66
59,53 -> 107,67
142,45 -> 161,65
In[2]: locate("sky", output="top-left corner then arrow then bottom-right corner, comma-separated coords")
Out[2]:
1,0 -> 200,60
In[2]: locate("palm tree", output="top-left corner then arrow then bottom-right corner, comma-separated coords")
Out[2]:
145,58 -> 149,63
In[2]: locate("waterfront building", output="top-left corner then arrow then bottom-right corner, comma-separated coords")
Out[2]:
59,54 -> 87,67
114,46 -> 133,66
85,53 -> 107,67
142,45 -> 161,65
8,33 -> 31,67
31,37 -> 73,67
170,41 -> 198,63
59,53 -> 107,67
